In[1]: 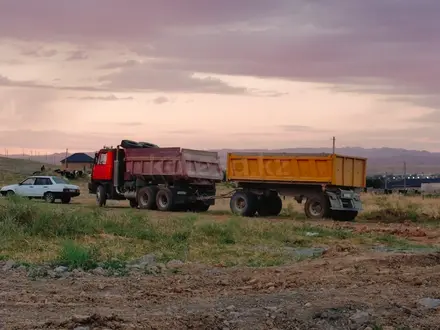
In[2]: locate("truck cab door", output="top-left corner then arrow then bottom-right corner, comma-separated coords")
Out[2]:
91,150 -> 114,181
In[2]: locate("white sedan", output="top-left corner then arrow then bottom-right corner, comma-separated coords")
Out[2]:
0,175 -> 80,204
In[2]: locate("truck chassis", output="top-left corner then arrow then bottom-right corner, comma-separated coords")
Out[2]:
227,181 -> 362,221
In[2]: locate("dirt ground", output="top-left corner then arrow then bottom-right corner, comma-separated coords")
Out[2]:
2,183 -> 440,329
2,251 -> 440,330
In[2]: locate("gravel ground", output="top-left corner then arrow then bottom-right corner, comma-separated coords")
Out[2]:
1,251 -> 440,330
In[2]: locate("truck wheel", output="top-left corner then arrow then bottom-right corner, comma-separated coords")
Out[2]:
44,192 -> 55,203
230,191 -> 258,217
304,194 -> 330,219
96,185 -> 107,207
258,195 -> 283,217
331,210 -> 358,222
156,188 -> 175,212
190,201 -> 210,212
137,186 -> 158,210
61,196 -> 71,204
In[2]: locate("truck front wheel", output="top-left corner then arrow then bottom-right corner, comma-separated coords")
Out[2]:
156,188 -> 175,212
96,185 -> 107,207
230,191 -> 258,217
304,194 -> 330,219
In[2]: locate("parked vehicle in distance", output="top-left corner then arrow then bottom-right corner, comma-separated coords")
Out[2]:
0,175 -> 80,204
226,152 -> 367,221
88,140 -> 223,211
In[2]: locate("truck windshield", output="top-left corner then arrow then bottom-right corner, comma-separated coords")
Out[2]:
52,176 -> 68,184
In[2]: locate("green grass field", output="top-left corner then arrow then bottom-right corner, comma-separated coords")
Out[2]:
0,195 -> 435,270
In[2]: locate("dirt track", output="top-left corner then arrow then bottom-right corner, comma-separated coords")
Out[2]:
2,251 -> 440,330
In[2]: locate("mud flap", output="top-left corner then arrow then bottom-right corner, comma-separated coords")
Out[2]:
325,189 -> 362,212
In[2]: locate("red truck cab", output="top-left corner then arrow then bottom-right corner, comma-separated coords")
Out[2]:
91,148 -> 114,182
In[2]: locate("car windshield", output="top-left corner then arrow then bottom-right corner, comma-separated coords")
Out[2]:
52,176 -> 68,184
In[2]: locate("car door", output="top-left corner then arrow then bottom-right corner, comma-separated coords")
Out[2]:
34,177 -> 52,197
15,177 -> 36,197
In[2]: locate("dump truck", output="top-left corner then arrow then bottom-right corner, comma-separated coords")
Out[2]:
226,152 -> 367,221
88,140 -> 223,211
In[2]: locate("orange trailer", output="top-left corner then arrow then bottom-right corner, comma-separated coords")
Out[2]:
226,152 -> 367,221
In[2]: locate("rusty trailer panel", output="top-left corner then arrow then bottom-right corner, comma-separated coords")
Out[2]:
226,152 -> 367,188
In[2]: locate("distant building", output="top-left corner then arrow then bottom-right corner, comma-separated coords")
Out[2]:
60,153 -> 94,171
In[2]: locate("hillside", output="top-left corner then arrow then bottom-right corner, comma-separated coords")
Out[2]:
7,147 -> 440,175
0,156 -> 57,184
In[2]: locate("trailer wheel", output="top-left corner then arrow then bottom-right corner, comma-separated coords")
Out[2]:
304,194 -> 330,219
137,186 -> 158,210
96,185 -> 107,207
156,188 -> 175,212
257,195 -> 283,217
230,191 -> 258,217
331,210 -> 358,222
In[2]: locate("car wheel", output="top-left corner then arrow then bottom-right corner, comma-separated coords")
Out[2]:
44,192 -> 55,203
6,190 -> 15,197
61,196 -> 71,204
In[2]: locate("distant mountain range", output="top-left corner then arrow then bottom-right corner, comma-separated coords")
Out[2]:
5,147 -> 440,175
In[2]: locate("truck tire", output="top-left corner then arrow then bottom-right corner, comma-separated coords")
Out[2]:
331,210 -> 358,222
96,185 -> 107,207
190,201 -> 210,212
258,195 -> 283,217
120,139 -> 141,149
230,191 -> 258,217
138,141 -> 159,148
304,194 -> 330,219
156,188 -> 175,212
137,186 -> 158,210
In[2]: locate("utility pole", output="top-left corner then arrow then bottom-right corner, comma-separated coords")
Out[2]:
332,136 -> 336,154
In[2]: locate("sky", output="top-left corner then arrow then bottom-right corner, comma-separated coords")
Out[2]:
0,0 -> 440,154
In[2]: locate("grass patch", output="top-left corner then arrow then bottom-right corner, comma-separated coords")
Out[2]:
56,240 -> 99,270
1,196 -> 437,267
359,195 -> 439,223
